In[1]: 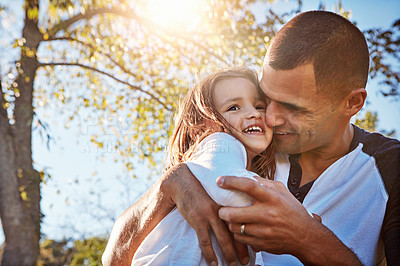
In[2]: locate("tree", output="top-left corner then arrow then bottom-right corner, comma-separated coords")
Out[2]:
0,0 -> 398,264
0,0 -> 285,264
365,19 -> 400,98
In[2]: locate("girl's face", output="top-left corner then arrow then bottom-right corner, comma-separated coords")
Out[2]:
213,77 -> 273,160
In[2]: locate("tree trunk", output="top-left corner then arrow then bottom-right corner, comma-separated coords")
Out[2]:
0,0 -> 42,264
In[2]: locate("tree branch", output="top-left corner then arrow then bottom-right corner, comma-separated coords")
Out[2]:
45,37 -> 165,98
45,37 -> 133,75
45,37 -> 191,97
38,62 -> 172,110
141,24 -> 230,66
48,8 -> 116,37
47,7 -> 230,65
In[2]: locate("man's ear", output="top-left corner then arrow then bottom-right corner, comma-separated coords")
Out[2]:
344,88 -> 367,117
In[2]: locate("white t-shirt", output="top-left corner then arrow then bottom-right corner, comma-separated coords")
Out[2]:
260,143 -> 388,265
131,132 -> 263,265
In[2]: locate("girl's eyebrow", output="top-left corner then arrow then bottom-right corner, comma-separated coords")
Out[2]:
221,97 -> 243,106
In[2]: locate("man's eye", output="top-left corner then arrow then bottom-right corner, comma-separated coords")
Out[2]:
227,105 -> 239,111
282,103 -> 304,112
256,105 -> 266,110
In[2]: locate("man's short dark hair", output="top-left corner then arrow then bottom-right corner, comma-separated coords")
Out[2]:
266,11 -> 369,101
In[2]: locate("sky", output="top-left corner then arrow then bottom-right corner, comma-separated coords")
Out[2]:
0,0 -> 399,245
263,1 -> 400,135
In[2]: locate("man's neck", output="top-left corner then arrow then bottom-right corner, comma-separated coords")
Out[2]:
298,124 -> 354,186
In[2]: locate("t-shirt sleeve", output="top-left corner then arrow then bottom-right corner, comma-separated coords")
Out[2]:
186,133 -> 258,207
371,138 -> 400,265
382,174 -> 400,265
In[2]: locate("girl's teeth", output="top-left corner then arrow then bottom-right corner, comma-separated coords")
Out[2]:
245,126 -> 262,132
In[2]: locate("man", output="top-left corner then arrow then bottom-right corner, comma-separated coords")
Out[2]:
103,11 -> 400,265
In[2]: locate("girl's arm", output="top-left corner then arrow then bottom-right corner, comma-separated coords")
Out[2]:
186,133 -> 256,208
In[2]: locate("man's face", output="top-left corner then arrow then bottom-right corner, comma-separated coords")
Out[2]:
260,63 -> 345,154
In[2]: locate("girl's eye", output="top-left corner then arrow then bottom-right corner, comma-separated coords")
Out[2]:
256,105 -> 266,110
227,105 -> 239,111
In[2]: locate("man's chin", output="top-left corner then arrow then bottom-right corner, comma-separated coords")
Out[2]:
273,141 -> 302,154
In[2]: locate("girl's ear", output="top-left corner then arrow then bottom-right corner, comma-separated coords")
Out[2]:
343,88 -> 367,117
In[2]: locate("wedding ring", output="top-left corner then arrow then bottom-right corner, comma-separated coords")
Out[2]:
240,224 -> 246,236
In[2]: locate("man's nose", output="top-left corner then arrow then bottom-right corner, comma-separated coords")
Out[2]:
265,102 -> 285,127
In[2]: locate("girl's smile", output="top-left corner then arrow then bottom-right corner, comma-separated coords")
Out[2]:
212,77 -> 273,160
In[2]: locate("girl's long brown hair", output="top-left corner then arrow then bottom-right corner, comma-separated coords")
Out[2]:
168,67 -> 275,179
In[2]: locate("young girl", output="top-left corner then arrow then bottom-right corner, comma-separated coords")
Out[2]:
131,67 -> 275,265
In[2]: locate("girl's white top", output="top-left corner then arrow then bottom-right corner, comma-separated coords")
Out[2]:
131,132 -> 264,265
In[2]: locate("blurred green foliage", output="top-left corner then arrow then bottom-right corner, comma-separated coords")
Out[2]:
355,111 -> 378,133
37,237 -> 107,266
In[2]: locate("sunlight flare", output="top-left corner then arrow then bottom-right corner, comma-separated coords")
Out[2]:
141,0 -> 206,31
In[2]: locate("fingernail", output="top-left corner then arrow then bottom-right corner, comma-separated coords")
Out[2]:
216,176 -> 224,186
210,261 -> 217,266
242,256 -> 250,264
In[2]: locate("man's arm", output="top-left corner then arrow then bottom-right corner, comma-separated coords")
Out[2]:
102,164 -> 248,265
217,176 -> 362,265
102,166 -> 176,265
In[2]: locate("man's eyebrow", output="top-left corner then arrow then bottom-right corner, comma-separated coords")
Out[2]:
265,96 -> 308,112
264,94 -> 309,112
280,101 -> 309,112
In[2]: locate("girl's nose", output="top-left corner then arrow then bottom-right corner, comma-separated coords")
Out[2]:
247,107 -> 262,119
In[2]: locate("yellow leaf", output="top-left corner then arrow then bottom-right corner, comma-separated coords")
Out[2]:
27,7 -> 39,20
83,98 -> 90,107
21,191 -> 27,201
17,168 -> 23,178
26,49 -> 35,58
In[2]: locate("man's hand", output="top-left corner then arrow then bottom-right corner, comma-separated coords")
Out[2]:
164,164 -> 249,265
217,176 -> 362,265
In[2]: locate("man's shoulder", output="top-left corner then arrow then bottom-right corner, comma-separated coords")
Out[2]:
351,125 -> 400,157
351,125 -> 400,193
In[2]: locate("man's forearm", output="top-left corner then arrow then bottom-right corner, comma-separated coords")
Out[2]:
102,166 -> 183,265
296,218 -> 361,266
103,163 -> 242,265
